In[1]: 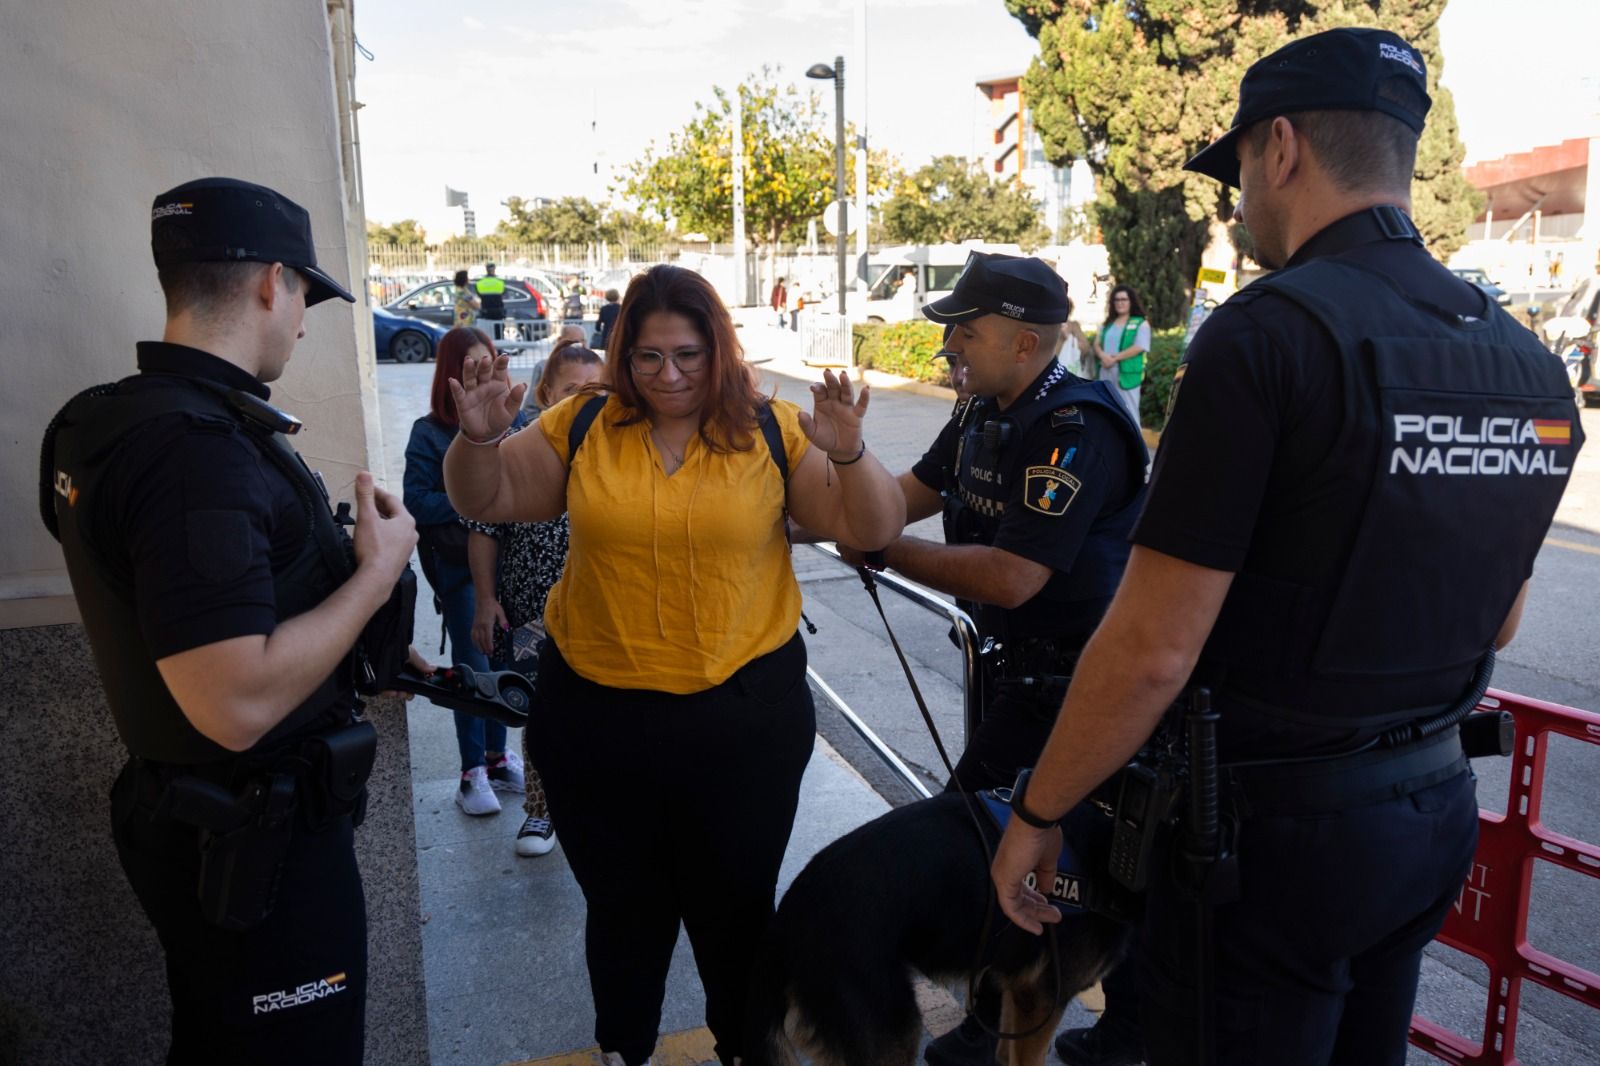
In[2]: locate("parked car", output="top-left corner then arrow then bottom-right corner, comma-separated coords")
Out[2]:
1450,267 -> 1510,306
385,276 -> 549,328
374,305 -> 449,363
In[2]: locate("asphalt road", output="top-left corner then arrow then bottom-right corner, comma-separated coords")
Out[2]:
374,358 -> 1600,1063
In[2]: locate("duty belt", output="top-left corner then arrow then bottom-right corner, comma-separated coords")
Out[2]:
1222,728 -> 1467,818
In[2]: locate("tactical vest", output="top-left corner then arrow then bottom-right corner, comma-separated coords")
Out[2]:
1202,255 -> 1581,720
943,374 -> 1147,641
45,375 -> 360,764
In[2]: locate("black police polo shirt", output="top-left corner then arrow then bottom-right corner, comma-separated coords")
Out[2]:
1133,210 -> 1489,753
106,343 -> 310,659
913,364 -> 1137,638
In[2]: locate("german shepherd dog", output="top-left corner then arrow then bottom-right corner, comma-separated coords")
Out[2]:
745,791 -> 1131,1066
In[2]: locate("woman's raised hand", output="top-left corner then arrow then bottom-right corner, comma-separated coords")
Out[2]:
798,368 -> 869,459
448,352 -> 527,443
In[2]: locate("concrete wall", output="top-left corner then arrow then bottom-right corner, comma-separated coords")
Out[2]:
0,3 -> 425,1063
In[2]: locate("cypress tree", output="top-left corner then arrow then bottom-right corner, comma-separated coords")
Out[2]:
1008,1 -> 1482,326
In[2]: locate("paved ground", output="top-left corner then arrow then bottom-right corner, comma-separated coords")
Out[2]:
373,318 -> 1600,1064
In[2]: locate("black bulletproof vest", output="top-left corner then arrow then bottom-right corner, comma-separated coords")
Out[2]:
46,375 -> 358,764
1202,257 -> 1581,719
944,375 -> 1147,641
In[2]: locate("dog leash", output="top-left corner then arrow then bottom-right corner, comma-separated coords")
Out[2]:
853,565 -> 1070,1044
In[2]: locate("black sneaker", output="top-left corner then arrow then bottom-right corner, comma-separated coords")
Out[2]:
1054,1020 -> 1145,1066
925,1015 -> 997,1066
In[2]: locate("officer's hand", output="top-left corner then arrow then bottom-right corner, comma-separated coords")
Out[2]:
798,368 -> 869,460
472,598 -> 508,655
992,820 -> 1066,935
449,352 -> 527,443
351,471 -> 417,586
835,543 -> 867,568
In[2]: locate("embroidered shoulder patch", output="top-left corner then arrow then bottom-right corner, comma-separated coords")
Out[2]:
1051,405 -> 1084,429
1023,465 -> 1081,516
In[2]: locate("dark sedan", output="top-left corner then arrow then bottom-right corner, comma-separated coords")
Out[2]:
385,277 -> 549,330
374,305 -> 450,362
1450,267 -> 1510,306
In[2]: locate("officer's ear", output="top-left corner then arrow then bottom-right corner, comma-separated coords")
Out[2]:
257,262 -> 286,311
1015,327 -> 1041,361
1265,116 -> 1302,188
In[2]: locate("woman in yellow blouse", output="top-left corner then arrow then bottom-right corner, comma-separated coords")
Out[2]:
444,265 -> 904,1066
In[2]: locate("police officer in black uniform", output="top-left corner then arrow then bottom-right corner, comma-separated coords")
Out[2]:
990,29 -> 1583,1066
832,253 -> 1148,1065
42,177 -> 420,1064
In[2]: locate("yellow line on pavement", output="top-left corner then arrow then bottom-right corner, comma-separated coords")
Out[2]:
1546,536 -> 1600,557
513,1026 -> 719,1066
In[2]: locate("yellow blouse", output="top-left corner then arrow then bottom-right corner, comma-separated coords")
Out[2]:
537,393 -> 811,694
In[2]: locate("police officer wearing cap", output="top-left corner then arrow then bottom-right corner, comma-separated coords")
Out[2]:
990,28 -> 1582,1065
833,252 -> 1148,1066
41,177 -> 419,1063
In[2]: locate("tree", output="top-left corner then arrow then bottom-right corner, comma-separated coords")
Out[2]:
366,218 -> 427,246
1008,0 -> 1483,326
623,70 -> 896,248
880,156 -> 1049,248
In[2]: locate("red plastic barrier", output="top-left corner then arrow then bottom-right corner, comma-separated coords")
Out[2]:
1409,691 -> 1600,1063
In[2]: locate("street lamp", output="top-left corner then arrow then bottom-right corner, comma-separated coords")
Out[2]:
807,57 -> 847,318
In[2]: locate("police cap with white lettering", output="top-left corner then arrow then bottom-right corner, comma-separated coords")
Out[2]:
922,252 -> 1069,325
151,177 -> 355,306
1184,27 -> 1433,189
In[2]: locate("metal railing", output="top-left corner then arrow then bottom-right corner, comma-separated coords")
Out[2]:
803,543 -> 982,800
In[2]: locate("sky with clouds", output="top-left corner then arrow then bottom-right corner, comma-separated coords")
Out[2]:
353,0 -> 1600,239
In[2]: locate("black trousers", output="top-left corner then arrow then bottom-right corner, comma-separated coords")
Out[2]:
110,759 -> 366,1065
530,632 -> 816,1066
1138,770 -> 1479,1066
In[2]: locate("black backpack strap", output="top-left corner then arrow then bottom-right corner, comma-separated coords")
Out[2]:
756,402 -> 789,482
566,394 -> 607,462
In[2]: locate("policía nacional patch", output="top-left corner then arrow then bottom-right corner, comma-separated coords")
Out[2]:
1023,465 -> 1081,516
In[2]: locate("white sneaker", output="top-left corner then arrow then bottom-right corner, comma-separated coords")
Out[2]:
455,766 -> 501,816
514,813 -> 556,857
486,749 -> 525,793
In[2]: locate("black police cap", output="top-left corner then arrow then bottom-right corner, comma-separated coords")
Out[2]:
922,252 -> 1069,325
1185,27 -> 1433,189
150,177 -> 356,306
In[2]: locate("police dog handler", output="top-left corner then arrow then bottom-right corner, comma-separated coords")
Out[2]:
44,178 -> 420,1064
990,28 -> 1581,1066
444,265 -> 904,1065
826,253 -> 1148,1064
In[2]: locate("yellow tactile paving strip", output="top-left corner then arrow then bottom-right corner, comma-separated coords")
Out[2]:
512,1026 -> 719,1066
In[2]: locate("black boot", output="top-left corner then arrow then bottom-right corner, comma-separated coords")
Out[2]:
1054,1016 -> 1145,1066
925,1014 -> 998,1066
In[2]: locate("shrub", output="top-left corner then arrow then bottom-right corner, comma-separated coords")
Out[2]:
852,321 -> 949,385
1140,329 -> 1186,432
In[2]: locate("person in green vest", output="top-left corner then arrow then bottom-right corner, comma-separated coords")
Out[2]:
1094,284 -> 1151,425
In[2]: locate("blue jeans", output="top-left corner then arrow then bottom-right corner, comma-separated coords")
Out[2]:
435,557 -> 506,772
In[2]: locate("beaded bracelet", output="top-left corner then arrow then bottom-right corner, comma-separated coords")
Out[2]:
829,442 -> 866,466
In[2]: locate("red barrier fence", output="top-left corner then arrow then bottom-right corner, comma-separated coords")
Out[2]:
1409,691 -> 1600,1063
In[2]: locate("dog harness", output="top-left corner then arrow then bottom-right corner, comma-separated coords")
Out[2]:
979,791 -> 1095,914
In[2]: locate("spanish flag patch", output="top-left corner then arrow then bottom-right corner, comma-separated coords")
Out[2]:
1533,419 -> 1572,446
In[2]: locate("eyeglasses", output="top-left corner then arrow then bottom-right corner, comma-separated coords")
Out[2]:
629,347 -> 709,375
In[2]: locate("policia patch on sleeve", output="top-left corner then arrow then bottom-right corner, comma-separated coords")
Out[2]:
1023,465 -> 1081,516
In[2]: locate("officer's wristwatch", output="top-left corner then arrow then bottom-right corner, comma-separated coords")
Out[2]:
1008,769 -> 1058,829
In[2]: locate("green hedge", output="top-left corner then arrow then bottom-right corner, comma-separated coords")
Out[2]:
1135,328 -> 1186,433
856,320 -> 1187,430
852,321 -> 950,385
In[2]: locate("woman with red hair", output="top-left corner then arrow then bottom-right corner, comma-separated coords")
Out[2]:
444,265 -> 905,1066
403,326 -> 527,817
